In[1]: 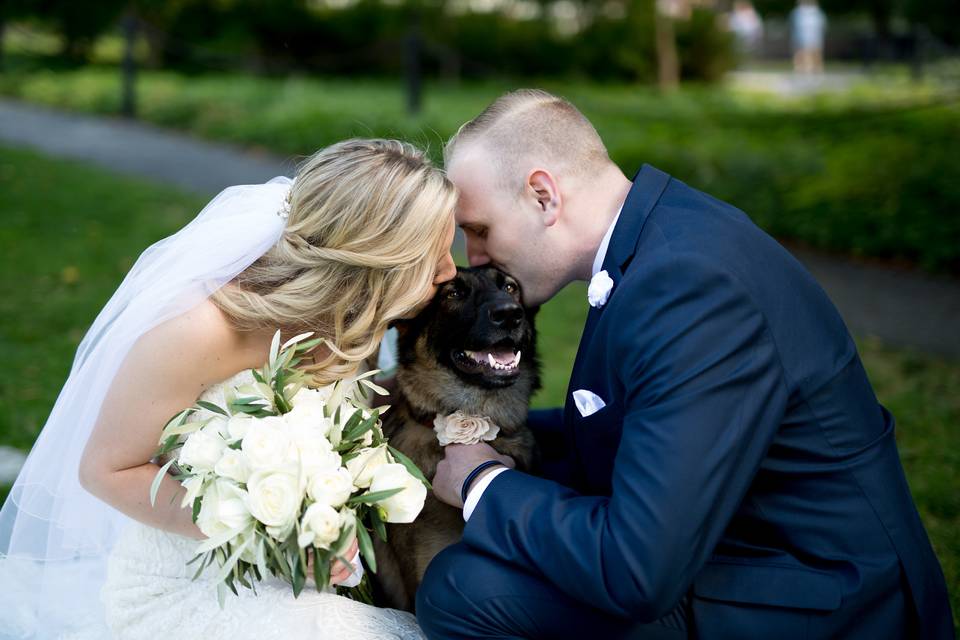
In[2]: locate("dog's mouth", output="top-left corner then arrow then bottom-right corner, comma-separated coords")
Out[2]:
450,339 -> 523,383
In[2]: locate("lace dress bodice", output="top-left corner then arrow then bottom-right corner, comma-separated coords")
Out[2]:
101,370 -> 425,640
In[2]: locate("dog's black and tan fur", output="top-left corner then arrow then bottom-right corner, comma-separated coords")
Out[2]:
372,266 -> 540,612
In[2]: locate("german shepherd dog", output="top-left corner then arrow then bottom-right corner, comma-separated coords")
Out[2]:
372,266 -> 540,612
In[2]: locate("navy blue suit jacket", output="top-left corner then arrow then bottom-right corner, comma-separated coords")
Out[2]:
464,165 -> 954,638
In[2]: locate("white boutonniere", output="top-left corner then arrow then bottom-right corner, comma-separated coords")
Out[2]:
433,411 -> 500,446
588,270 -> 614,308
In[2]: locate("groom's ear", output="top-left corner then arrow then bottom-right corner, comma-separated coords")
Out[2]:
526,169 -> 561,227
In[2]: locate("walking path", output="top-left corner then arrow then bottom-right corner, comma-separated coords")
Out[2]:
789,247 -> 959,359
2,98 -> 957,362
726,70 -> 862,96
0,99 -> 294,193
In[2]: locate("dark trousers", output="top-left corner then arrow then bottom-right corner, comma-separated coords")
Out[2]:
416,543 -> 689,640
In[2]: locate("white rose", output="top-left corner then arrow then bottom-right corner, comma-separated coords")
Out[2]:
179,429 -> 227,472
307,467 -> 354,508
246,469 -> 303,539
290,385 -> 333,409
197,479 -> 253,538
433,411 -> 500,446
286,398 -> 335,439
368,463 -> 427,524
287,421 -> 339,479
345,445 -> 390,489
290,385 -> 332,411
297,502 -> 341,549
214,448 -> 252,484
205,417 -> 230,438
226,414 -> 254,442
241,416 -> 293,471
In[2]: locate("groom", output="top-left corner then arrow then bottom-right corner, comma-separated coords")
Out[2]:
420,90 -> 954,639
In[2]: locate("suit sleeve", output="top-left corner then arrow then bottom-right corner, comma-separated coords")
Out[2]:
526,407 -> 564,439
526,407 -> 573,485
463,253 -> 790,621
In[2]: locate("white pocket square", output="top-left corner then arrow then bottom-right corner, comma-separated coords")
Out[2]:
572,389 -> 606,417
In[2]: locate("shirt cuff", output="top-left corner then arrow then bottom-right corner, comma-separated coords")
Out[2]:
337,547 -> 364,589
462,466 -> 510,521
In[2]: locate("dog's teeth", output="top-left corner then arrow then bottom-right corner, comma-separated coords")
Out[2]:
487,353 -> 496,367
514,351 -> 522,366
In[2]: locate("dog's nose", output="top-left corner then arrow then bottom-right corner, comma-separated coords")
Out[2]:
489,302 -> 523,329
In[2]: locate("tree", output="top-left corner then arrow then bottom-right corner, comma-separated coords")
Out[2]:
655,0 -> 681,91
754,0 -> 959,48
903,0 -> 960,47
21,0 -> 126,62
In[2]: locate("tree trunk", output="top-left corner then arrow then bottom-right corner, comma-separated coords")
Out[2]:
121,13 -> 138,119
869,0 -> 894,60
141,21 -> 168,69
655,2 -> 680,92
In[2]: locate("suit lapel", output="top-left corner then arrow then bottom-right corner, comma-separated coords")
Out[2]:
560,164 -> 671,490
566,164 -> 672,394
600,164 -> 672,283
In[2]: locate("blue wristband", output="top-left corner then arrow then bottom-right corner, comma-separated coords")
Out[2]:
460,460 -> 504,505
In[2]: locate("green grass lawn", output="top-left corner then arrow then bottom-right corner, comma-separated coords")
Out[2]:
0,145 -> 956,625
1,65 -> 959,272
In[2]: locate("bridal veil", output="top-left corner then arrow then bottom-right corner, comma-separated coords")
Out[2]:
0,177 -> 292,638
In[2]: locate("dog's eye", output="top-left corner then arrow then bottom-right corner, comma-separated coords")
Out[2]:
445,288 -> 462,300
503,282 -> 518,295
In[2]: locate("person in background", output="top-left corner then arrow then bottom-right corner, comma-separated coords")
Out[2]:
728,1 -> 764,57
790,0 -> 827,74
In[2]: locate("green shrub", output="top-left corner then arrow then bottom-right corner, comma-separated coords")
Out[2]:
0,69 -> 956,272
5,1 -> 735,83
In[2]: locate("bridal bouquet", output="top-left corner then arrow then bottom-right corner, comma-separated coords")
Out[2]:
150,331 -> 429,605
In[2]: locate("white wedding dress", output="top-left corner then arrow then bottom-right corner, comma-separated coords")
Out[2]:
100,370 -> 426,640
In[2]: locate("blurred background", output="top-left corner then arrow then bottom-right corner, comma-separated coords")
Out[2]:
0,0 -> 956,625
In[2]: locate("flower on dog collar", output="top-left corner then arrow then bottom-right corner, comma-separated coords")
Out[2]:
433,411 -> 500,446
588,270 -> 614,308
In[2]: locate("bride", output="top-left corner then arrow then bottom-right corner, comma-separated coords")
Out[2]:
0,139 -> 457,639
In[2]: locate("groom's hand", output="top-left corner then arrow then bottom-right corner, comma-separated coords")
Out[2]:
434,443 -> 516,509
329,538 -> 360,586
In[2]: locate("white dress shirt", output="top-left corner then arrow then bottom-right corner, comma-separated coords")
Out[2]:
462,202 -> 625,521
462,466 -> 511,520
592,205 -> 623,278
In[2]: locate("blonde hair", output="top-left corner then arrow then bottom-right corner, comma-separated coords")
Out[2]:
212,139 -> 456,385
444,89 -> 611,192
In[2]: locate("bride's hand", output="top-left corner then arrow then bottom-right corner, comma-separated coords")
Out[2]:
306,539 -> 361,586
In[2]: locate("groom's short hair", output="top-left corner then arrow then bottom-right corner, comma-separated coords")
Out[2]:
445,89 -> 611,192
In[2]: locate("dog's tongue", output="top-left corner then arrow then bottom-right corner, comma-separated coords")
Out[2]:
466,349 -> 521,366
487,350 -> 517,365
